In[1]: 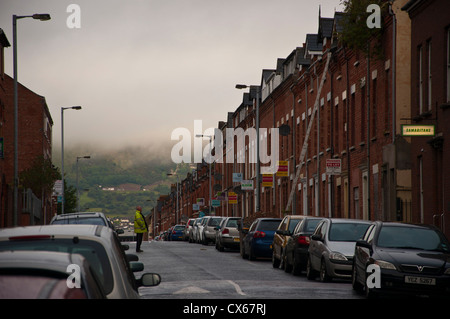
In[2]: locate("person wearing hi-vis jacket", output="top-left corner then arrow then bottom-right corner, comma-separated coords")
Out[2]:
134,206 -> 148,252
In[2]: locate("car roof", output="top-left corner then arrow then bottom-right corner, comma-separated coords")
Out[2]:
51,212 -> 106,220
327,218 -> 372,224
0,224 -> 113,241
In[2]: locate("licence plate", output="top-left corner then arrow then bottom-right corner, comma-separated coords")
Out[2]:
233,238 -> 240,242
405,276 -> 436,285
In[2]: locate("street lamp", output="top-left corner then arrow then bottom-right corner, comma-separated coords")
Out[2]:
12,13 -> 51,226
61,106 -> 82,214
235,84 -> 261,212
76,155 -> 90,211
196,134 -> 213,216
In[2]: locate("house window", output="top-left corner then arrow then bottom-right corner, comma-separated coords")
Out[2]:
427,40 -> 432,111
418,45 -> 423,113
447,28 -> 450,102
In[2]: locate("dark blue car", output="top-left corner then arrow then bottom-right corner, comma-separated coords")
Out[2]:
170,225 -> 186,241
242,218 -> 282,260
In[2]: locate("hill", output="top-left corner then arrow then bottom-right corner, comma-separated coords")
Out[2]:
53,145 -> 190,218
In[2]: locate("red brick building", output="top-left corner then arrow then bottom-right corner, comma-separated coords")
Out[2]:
154,2 -> 417,235
403,0 -> 450,237
0,28 -> 55,227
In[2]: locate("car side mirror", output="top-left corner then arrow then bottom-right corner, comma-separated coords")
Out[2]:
311,234 -> 323,241
137,273 -> 162,287
130,261 -> 144,273
116,229 -> 124,235
126,253 -> 139,262
356,239 -> 372,250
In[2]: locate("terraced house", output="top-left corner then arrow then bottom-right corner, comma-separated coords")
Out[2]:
153,0 -> 448,239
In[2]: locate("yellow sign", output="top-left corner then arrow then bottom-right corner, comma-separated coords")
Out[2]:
262,174 -> 273,187
228,192 -> 237,204
401,125 -> 435,136
276,161 -> 288,177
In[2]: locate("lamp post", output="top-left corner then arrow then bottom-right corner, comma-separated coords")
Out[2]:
76,155 -> 90,211
12,13 -> 51,226
61,106 -> 82,214
196,134 -> 213,216
235,84 -> 261,212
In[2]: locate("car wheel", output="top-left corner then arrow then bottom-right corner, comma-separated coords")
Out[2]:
320,259 -> 332,282
306,256 -> 317,280
352,263 -> 364,292
283,253 -> 292,273
364,267 -> 378,299
292,255 -> 302,276
272,252 -> 281,268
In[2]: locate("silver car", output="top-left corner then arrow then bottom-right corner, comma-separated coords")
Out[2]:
202,216 -> 224,245
0,225 -> 161,299
215,217 -> 241,251
306,218 -> 371,282
189,218 -> 203,243
0,250 -> 106,299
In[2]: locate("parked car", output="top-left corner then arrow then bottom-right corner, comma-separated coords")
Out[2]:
0,225 -> 161,299
0,250 -> 107,299
196,217 -> 208,243
241,218 -> 282,260
272,215 -> 305,269
184,218 -> 196,241
352,221 -> 450,298
307,218 -> 371,282
50,212 -> 123,235
284,216 -> 325,275
215,217 -> 241,251
170,225 -> 186,241
202,216 -> 223,245
189,218 -> 203,243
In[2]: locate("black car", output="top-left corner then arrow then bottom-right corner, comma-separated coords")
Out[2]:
283,217 -> 325,275
352,221 -> 450,298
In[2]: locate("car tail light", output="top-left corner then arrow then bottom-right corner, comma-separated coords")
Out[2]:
222,228 -> 229,235
253,231 -> 266,238
297,235 -> 310,245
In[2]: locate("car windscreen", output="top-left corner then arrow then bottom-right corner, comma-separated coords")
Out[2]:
0,238 -> 114,294
226,219 -> 239,228
288,219 -> 301,233
258,220 -> 281,231
208,218 -> 222,226
304,219 -> 322,233
377,226 -> 450,252
174,226 -> 185,231
329,223 -> 370,242
51,217 -> 106,226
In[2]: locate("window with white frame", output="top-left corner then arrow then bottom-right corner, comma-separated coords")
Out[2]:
418,45 -> 423,113
447,28 -> 450,102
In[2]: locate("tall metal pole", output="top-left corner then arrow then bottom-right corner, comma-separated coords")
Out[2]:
12,15 -> 18,226
61,108 -> 65,214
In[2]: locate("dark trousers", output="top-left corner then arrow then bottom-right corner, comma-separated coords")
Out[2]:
136,233 -> 143,252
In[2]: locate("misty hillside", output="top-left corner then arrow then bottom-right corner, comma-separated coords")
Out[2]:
53,145 -> 189,217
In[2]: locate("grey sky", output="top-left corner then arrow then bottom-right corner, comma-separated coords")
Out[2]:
1,0 -> 344,156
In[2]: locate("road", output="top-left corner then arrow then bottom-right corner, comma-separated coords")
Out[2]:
132,240 -> 363,299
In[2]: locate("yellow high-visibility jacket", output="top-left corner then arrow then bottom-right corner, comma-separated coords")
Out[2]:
134,210 -> 147,233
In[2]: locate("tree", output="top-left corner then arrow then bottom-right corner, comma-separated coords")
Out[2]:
19,156 -> 60,197
57,181 -> 77,214
338,0 -> 389,59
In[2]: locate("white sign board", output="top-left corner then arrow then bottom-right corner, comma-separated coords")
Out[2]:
326,159 -> 341,175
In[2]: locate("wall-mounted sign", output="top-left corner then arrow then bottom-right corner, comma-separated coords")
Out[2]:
262,174 -> 273,187
241,180 -> 253,190
276,161 -> 288,177
401,125 -> 435,136
326,159 -> 341,175
196,198 -> 205,206
228,192 -> 237,204
232,173 -> 243,182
